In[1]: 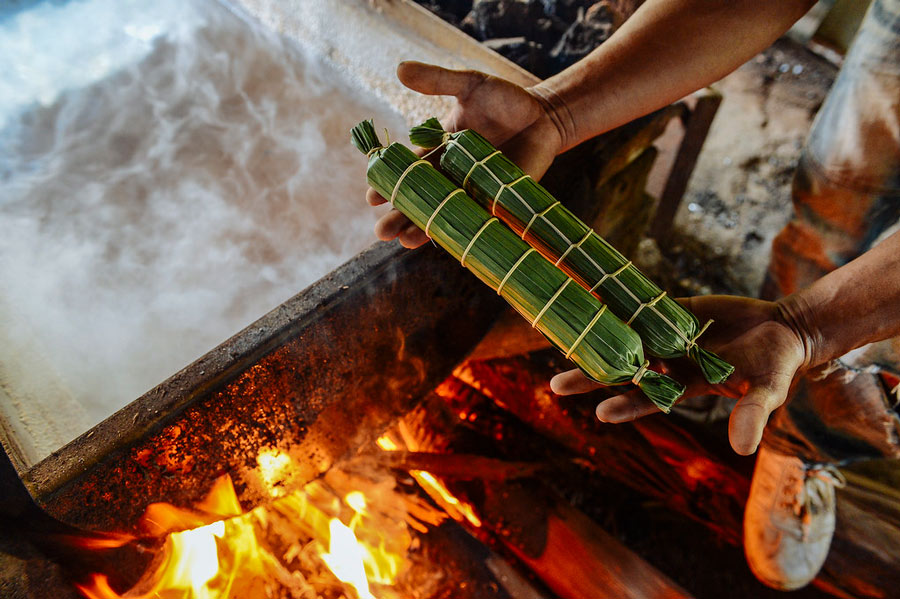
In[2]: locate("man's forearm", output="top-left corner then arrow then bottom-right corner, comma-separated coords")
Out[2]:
777,230 -> 900,369
533,0 -> 813,150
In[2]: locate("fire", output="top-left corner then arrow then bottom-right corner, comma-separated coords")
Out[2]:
377,435 -> 482,529
77,450 -> 411,599
321,518 -> 375,599
77,436 -> 475,599
408,471 -> 482,528
155,521 -> 225,595
256,447 -> 293,498
77,476 -> 270,599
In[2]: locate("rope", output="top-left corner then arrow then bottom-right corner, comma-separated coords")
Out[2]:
532,279 -> 571,328
522,201 -> 560,240
686,319 -> 714,350
492,175 -> 531,216
497,248 -> 535,295
556,230 -> 592,267
390,159 -> 429,206
631,360 -> 651,385
421,141 -> 448,162
461,218 -> 497,267
566,305 -> 607,359
589,260 -> 633,294
627,291 -> 667,326
425,189 -> 466,238
462,149 -> 501,191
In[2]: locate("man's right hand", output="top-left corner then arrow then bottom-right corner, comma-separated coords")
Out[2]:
367,61 -> 564,248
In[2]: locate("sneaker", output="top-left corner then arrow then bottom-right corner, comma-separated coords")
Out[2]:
743,446 -> 847,590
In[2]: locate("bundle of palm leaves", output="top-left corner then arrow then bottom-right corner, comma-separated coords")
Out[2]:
352,120 -> 684,411
409,118 -> 733,385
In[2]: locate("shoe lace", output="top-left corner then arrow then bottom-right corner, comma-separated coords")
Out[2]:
777,462 -> 845,534
807,463 -> 846,489
799,464 -> 846,537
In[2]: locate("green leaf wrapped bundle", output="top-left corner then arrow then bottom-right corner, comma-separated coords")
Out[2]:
352,120 -> 683,412
409,118 -> 734,385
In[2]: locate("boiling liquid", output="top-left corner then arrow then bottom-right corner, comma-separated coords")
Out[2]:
0,0 -> 404,458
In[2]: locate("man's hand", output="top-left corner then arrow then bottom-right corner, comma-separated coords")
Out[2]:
368,61 -> 564,248
550,296 -> 811,456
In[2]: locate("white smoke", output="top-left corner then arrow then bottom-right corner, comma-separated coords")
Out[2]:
0,0 -> 404,459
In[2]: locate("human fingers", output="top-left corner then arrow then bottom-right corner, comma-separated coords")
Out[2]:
594,388 -> 659,423
374,210 -> 412,241
397,61 -> 484,100
367,187 -> 387,206
549,368 -> 605,395
550,355 -> 708,396
375,211 -> 431,249
398,222 -> 430,249
727,377 -> 792,455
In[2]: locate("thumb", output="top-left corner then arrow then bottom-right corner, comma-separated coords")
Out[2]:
397,61 -> 484,99
728,377 -> 792,456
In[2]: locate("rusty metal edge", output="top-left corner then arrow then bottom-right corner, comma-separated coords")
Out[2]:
20,241 -> 417,499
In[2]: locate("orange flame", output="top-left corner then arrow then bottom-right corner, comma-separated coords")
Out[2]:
76,450 -> 410,599
56,532 -> 136,551
376,435 -> 482,528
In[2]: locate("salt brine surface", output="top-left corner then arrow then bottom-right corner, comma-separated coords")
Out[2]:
0,0 -> 404,458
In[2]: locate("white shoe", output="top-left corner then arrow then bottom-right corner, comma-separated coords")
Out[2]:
743,446 -> 846,590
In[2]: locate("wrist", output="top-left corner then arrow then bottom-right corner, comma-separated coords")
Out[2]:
774,294 -> 824,371
527,84 -> 575,153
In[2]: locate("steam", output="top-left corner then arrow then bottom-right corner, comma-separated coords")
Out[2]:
0,0 -> 404,457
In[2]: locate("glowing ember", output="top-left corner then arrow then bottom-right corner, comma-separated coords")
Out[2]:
377,434 -> 482,529
410,471 -> 482,528
257,448 -> 294,498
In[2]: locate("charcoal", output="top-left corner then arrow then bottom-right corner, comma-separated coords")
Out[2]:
415,0 -> 474,24
551,1 -> 618,69
461,0 -> 546,41
542,0 -> 640,21
539,0 -> 598,22
483,37 -> 551,77
420,0 -> 639,77
531,15 -> 569,48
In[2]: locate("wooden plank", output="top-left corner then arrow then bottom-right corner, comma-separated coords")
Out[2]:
650,90 -> 722,243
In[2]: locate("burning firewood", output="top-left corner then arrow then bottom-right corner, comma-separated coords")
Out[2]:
449,355 -> 748,543
374,451 -> 541,481
389,392 -> 691,599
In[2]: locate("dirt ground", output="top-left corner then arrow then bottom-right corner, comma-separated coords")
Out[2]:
641,38 -> 838,297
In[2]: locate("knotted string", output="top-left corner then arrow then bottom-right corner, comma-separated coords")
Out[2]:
631,360 -> 651,385
686,319 -> 714,350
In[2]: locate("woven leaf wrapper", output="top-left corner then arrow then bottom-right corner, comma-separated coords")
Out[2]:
352,120 -> 684,412
410,118 -> 734,385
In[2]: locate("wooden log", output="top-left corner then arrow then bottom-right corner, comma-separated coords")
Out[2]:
376,451 -> 541,481
650,90 -> 722,243
451,354 -> 900,599
594,147 -> 660,258
509,492 -> 693,599
395,395 -> 692,599
450,356 -> 748,543
815,468 -> 900,599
